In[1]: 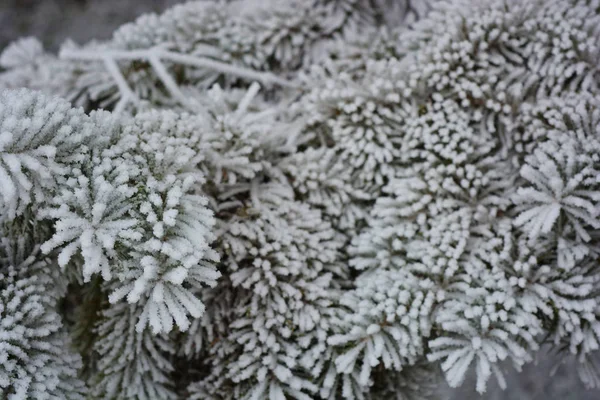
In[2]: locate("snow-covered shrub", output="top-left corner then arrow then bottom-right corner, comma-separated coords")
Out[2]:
1,0 -> 600,399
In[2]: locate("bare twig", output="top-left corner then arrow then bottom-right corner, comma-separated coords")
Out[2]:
60,46 -> 300,112
102,56 -> 139,114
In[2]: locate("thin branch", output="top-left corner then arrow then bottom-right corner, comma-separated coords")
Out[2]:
102,56 -> 139,113
160,51 -> 299,88
147,54 -> 198,111
250,178 -> 261,209
235,82 -> 261,119
60,47 -> 300,88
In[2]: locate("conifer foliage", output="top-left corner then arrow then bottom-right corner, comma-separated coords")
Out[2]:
1,0 -> 600,398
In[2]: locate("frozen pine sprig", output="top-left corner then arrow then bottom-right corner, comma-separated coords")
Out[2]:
91,296 -> 176,399
120,109 -> 209,178
197,84 -> 287,189
0,89 -> 113,220
110,175 -> 220,334
111,1 -> 227,53
299,58 -> 407,194
222,0 -> 332,71
427,216 -> 597,393
400,0 -> 600,145
0,38 -> 80,101
39,161 -> 141,282
328,269 -> 436,391
481,224 -> 600,375
344,76 -> 532,394
428,278 -> 542,393
191,197 -> 344,400
21,93 -> 222,335
510,249 -> 600,365
178,282 -> 236,361
225,200 -> 340,293
514,93 -> 600,156
512,94 -> 600,265
0,37 -> 43,70
284,57 -> 412,234
280,147 -> 370,231
0,239 -> 85,400
223,0 -> 429,72
349,98 -> 509,276
512,130 -> 600,244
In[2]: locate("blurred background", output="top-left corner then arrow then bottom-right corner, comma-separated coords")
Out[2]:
0,0 -> 180,50
1,0 -> 600,399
